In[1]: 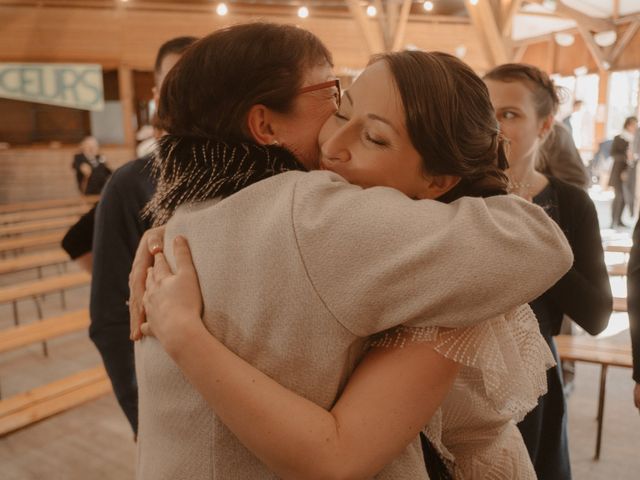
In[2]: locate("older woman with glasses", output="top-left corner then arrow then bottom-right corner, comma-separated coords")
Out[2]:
130,23 -> 572,479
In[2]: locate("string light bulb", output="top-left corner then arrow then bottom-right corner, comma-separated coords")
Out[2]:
216,2 -> 228,16
298,6 -> 309,18
366,4 -> 377,17
423,1 -> 434,11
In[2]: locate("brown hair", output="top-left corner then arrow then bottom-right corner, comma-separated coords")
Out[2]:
157,23 -> 332,142
372,51 -> 509,202
153,36 -> 198,86
483,63 -> 560,119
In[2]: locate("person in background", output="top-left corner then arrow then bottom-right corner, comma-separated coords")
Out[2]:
562,99 -> 582,135
627,217 -> 640,414
484,63 -> 612,480
609,116 -> 638,228
72,136 -> 111,195
86,36 -> 197,434
538,121 -> 589,190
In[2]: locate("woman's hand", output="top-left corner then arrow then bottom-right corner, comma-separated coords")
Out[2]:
140,236 -> 205,354
129,226 -> 166,340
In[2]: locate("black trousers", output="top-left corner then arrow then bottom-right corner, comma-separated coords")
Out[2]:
612,182 -> 626,226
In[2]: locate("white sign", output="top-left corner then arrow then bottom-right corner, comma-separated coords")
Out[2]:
0,63 -> 104,111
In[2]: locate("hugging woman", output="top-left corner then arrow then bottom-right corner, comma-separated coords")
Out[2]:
129,23 -> 572,479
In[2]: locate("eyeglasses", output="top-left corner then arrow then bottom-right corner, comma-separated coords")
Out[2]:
298,79 -> 341,107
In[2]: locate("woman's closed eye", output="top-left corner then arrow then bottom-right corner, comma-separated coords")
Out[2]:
364,132 -> 389,147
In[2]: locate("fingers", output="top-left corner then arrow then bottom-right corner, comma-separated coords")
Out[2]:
147,226 -> 166,255
153,252 -> 173,279
140,322 -> 155,338
173,236 -> 197,275
129,233 -> 154,340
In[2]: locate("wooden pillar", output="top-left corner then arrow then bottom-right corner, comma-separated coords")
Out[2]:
546,37 -> 556,73
117,64 -> 135,148
595,68 -> 610,146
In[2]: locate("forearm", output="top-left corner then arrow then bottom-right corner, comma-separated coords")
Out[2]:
547,267 -> 612,335
165,319 -> 353,480
163,316 -> 456,480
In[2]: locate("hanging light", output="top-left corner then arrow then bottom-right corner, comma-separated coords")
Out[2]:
469,0 -> 478,5
554,32 -> 575,47
455,45 -> 467,59
216,2 -> 228,16
594,30 -> 617,47
423,1 -> 434,11
366,4 -> 377,17
573,66 -> 588,76
298,6 -> 309,18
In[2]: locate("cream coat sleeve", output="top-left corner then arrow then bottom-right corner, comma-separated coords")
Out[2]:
291,171 -> 573,337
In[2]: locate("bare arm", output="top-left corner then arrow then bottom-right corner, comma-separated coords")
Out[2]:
141,237 -> 460,480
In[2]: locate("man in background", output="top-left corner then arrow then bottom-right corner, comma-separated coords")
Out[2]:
72,136 -> 111,194
89,36 -> 197,434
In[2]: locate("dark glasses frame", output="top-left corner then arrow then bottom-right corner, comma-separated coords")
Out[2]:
298,79 -> 341,107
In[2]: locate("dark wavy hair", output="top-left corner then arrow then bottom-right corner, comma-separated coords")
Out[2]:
157,22 -> 333,142
372,51 -> 510,202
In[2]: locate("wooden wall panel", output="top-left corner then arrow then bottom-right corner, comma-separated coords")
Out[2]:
404,21 -> 490,72
0,146 -> 134,204
520,42 -> 549,71
0,99 -> 90,145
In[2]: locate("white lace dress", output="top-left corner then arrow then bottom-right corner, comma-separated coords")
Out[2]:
370,305 -> 554,479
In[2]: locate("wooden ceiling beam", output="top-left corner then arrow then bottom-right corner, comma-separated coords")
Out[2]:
373,0 -> 391,50
346,0 -> 385,54
465,0 -> 509,67
529,0 -> 614,32
391,0 -> 412,52
608,20 -> 640,67
576,24 -> 608,71
500,0 -> 523,36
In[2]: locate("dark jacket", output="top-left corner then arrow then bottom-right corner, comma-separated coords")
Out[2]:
89,155 -> 155,433
627,219 -> 640,382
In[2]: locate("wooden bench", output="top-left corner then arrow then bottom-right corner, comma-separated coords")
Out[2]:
0,205 -> 91,225
555,334 -> 633,460
0,216 -> 80,238
604,244 -> 631,254
607,263 -> 627,276
0,309 -> 89,356
613,297 -> 627,312
0,271 -> 91,325
0,249 -> 69,276
0,231 -> 65,256
0,195 -> 99,215
0,366 -> 110,436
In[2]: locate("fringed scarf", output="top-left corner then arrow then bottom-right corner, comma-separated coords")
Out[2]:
144,135 -> 307,226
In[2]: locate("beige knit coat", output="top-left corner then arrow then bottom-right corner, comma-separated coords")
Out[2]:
136,170 -> 572,479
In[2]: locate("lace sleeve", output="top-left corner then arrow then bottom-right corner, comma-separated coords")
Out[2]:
368,304 -> 555,422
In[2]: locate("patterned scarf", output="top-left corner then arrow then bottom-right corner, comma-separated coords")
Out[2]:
144,135 -> 307,226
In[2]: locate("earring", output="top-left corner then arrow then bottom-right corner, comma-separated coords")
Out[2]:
271,140 -> 279,146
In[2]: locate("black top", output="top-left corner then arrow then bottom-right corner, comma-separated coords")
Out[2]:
530,176 -> 612,338
89,155 -> 155,433
72,153 -> 112,194
627,219 -> 640,382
